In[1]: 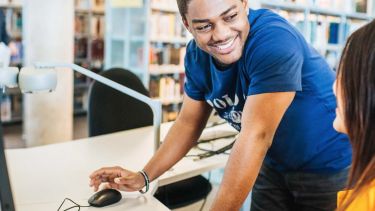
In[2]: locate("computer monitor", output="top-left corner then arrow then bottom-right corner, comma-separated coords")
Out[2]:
0,92 -> 15,211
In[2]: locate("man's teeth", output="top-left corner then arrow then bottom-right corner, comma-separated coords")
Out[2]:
217,37 -> 235,50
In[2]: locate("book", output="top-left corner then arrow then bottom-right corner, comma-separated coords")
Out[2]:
74,37 -> 88,59
328,22 -> 339,44
149,44 -> 186,66
91,38 -> 104,60
355,0 -> 367,13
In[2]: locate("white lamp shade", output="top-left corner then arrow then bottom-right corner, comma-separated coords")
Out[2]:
19,67 -> 58,93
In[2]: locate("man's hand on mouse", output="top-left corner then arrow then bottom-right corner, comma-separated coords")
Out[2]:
89,166 -> 145,192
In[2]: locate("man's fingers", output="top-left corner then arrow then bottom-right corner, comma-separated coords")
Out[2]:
89,166 -> 139,192
94,180 -> 140,192
89,166 -> 124,179
94,181 -> 103,191
103,183 -> 113,190
89,176 -> 110,191
92,183 -> 99,192
89,169 -> 112,179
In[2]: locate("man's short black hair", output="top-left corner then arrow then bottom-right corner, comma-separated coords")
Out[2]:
176,0 -> 243,20
176,0 -> 192,20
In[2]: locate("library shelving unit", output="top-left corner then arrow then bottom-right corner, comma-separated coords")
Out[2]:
104,0 -> 375,122
256,0 -> 375,69
0,0 -> 23,125
74,0 -> 105,114
105,0 -> 190,122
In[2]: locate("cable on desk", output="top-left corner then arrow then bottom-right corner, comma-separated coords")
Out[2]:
198,133 -> 237,144
57,198 -> 91,211
185,138 -> 236,160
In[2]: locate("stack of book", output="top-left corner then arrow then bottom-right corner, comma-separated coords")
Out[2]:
149,45 -> 185,65
149,75 -> 184,103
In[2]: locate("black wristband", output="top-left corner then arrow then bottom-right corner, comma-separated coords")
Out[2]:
138,170 -> 150,194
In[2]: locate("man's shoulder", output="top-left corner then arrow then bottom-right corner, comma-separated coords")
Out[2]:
249,9 -> 290,29
249,9 -> 300,42
244,10 -> 305,60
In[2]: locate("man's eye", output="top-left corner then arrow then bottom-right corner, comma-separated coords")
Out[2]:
196,24 -> 212,31
225,13 -> 238,22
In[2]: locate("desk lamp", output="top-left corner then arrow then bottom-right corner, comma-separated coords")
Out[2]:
31,62 -> 162,151
0,63 -> 162,211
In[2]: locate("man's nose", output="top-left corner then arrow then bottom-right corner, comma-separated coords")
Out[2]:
212,22 -> 230,42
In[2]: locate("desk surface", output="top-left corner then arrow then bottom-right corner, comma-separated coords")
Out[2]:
6,122 -> 236,210
158,122 -> 236,186
6,126 -> 167,211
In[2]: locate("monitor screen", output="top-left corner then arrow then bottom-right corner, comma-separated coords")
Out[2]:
0,93 -> 15,211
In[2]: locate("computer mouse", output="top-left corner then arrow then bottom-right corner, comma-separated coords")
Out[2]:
88,188 -> 122,207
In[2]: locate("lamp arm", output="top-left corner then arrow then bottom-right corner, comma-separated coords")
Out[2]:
34,62 -> 162,152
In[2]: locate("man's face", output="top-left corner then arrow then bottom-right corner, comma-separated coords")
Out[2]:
184,0 -> 250,66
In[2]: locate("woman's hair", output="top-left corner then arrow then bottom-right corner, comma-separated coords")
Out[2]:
336,19 -> 375,210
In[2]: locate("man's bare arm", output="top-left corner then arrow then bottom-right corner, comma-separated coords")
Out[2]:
143,95 -> 213,181
210,92 -> 295,211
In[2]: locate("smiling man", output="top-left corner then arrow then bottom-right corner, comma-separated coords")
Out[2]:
89,0 -> 352,210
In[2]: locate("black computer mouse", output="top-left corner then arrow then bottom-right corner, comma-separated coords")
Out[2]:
88,188 -> 122,207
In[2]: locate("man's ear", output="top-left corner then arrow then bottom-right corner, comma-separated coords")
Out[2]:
242,0 -> 249,13
242,0 -> 248,7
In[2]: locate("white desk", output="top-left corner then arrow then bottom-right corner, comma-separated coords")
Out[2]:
6,126 -> 167,211
158,122 -> 237,186
5,122 -> 237,210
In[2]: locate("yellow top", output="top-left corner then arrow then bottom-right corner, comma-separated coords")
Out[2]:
337,180 -> 375,211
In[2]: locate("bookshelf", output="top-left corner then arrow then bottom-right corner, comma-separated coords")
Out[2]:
0,1 -> 23,125
74,0 -> 105,114
257,0 -> 375,69
105,0 -> 190,122
105,0 -> 375,122
104,0 -> 149,83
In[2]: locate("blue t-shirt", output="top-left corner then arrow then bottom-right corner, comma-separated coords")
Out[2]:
184,9 -> 351,172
